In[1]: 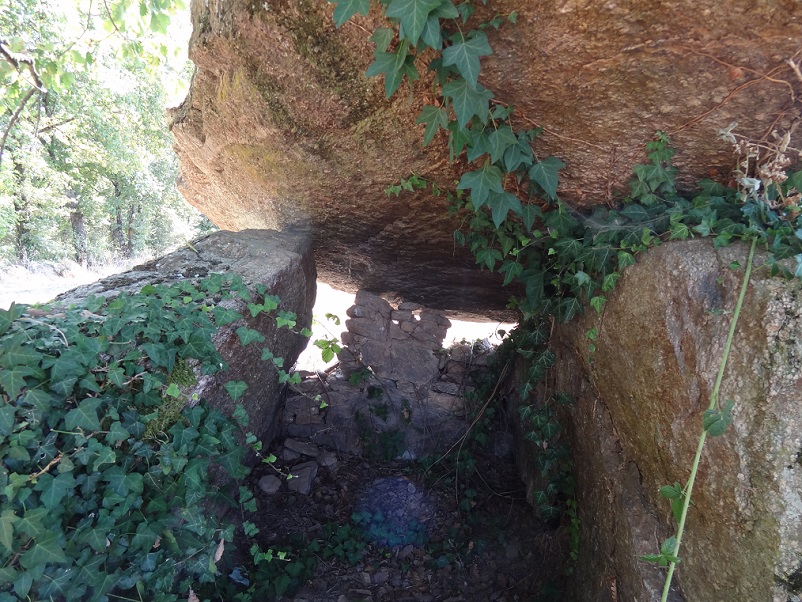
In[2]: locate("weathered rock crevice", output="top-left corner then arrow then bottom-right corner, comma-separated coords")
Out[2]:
171,0 -> 802,318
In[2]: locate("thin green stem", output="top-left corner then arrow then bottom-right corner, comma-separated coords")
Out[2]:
660,236 -> 757,602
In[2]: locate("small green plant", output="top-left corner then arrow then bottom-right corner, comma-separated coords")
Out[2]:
348,367 -> 372,386
312,313 -> 343,363
320,522 -> 367,566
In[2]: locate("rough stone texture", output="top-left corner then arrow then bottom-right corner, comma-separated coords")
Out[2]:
541,239 -> 802,601
288,460 -> 319,495
54,229 -> 315,448
281,291 -> 499,459
171,0 -> 801,317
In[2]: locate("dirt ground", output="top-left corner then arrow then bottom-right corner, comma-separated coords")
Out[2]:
206,435 -> 571,602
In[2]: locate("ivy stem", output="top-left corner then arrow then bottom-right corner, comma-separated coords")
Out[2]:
660,236 -> 757,601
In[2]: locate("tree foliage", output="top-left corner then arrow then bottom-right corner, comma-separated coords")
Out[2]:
0,0 -> 207,266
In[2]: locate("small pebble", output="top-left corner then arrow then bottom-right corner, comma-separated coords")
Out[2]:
257,475 -> 281,494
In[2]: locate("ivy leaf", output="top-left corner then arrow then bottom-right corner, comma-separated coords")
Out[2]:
486,190 -> 522,227
416,105 -> 449,145
19,532 -> 69,569
236,327 -> 266,346
213,307 -> 242,326
457,163 -> 503,210
0,303 -> 25,336
34,472 -> 75,511
521,205 -> 542,233
431,0 -> 459,18
420,16 -> 443,50
443,78 -> 493,127
504,137 -> 535,172
618,251 -> 636,270
544,205 -> 579,236
366,42 -> 416,97
530,157 -> 565,200
601,272 -> 620,293
0,369 -> 26,401
620,203 -> 650,222
64,398 -> 102,431
475,248 -> 503,271
499,260 -> 523,286
370,28 -> 395,52
0,404 -> 14,436
0,334 -> 42,368
0,510 -> 17,553
329,0 -> 370,27
385,0 -> 441,46
466,127 -> 490,162
487,125 -> 517,164
224,380 -> 248,402
590,296 -> 606,314
442,30 -> 492,87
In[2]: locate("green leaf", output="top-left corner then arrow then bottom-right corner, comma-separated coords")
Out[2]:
19,532 -> 68,569
618,251 -> 636,270
529,157 -> 565,200
420,15 -> 442,49
213,307 -> 242,326
487,125 -> 517,164
236,326 -> 266,346
224,380 -> 248,401
457,163 -> 503,210
441,30 -> 492,87
0,369 -> 26,400
544,205 -> 579,236
0,334 -> 42,368
0,303 -> 25,336
521,205 -> 542,232
150,12 -> 170,33
486,190 -> 522,227
0,510 -> 17,553
386,0 -> 442,46
17,508 -> 47,539
661,536 -> 678,557
0,404 -> 14,436
475,248 -> 503,271
330,0 -> 370,27
370,28 -> 395,52
601,272 -> 620,293
417,105 -> 449,146
64,398 -> 102,431
590,296 -> 606,314
443,78 -> 493,127
34,472 -> 75,511
499,260 -> 523,286
366,43 -> 415,97
703,399 -> 734,436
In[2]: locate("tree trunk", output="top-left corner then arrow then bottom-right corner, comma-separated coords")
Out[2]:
68,200 -> 87,267
12,161 -> 30,262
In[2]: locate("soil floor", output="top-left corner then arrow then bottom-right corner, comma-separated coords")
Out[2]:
209,438 -> 571,602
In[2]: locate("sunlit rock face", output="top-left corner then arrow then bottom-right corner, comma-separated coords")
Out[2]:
170,0 -> 802,318
543,240 -> 802,601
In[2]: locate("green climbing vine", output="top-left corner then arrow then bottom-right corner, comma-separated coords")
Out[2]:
641,237 -> 757,601
328,0 -> 802,590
